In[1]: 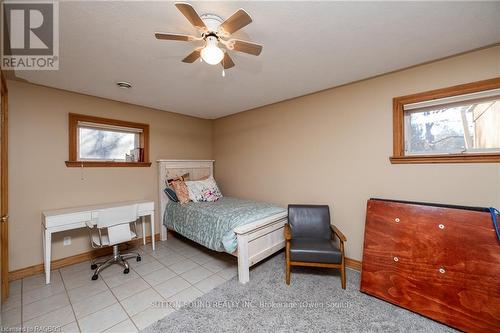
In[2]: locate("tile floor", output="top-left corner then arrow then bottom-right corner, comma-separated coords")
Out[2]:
1,235 -> 237,332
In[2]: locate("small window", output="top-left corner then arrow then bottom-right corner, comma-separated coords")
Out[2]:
391,78 -> 500,164
66,113 -> 151,167
78,123 -> 140,161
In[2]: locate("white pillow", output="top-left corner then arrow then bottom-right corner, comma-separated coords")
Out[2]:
185,176 -> 223,202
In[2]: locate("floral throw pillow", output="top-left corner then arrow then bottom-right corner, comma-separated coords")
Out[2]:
170,180 -> 190,204
185,177 -> 222,202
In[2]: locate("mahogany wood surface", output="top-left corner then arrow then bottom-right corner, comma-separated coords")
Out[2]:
360,199 -> 500,332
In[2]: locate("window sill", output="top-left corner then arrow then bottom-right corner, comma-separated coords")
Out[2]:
65,161 -> 152,167
390,153 -> 500,164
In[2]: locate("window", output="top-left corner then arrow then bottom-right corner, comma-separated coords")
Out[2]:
66,113 -> 151,167
391,78 -> 500,164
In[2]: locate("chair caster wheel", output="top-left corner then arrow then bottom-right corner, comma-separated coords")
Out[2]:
91,274 -> 98,280
136,256 -> 141,262
124,268 -> 130,274
91,264 -> 97,270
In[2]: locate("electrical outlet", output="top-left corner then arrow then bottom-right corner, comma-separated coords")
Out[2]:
63,236 -> 71,246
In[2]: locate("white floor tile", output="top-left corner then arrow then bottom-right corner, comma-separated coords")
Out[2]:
2,230 -> 246,333
166,286 -> 203,310
131,305 -> 175,331
99,264 -> 126,279
1,306 -> 21,327
61,321 -> 81,333
194,274 -> 226,293
127,254 -> 156,266
156,254 -> 185,267
23,292 -> 70,321
142,267 -> 176,286
168,259 -> 199,275
8,280 -> 22,296
202,258 -> 236,273
78,303 -> 128,333
217,266 -> 238,280
138,244 -> 157,255
110,277 -> 149,301
24,305 -> 75,329
174,246 -> 205,258
120,288 -> 164,317
2,292 -> 22,312
148,247 -> 177,260
102,269 -> 139,289
190,252 -> 216,265
61,270 -> 96,291
23,271 -> 63,293
23,281 -> 66,305
103,319 -> 138,333
131,260 -> 164,276
154,276 -> 190,299
67,279 -> 109,304
72,290 -> 117,319
180,266 -> 213,284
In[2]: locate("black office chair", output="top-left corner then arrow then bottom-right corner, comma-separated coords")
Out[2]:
284,204 -> 347,289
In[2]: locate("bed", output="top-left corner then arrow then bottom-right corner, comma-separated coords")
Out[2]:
157,160 -> 288,284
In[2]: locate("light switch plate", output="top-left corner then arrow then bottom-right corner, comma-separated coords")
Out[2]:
63,236 -> 71,246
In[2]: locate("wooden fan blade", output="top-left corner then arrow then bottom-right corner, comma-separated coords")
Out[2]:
155,32 -> 192,41
175,2 -> 206,30
221,53 -> 235,69
219,9 -> 252,34
182,49 -> 201,63
232,39 -> 262,56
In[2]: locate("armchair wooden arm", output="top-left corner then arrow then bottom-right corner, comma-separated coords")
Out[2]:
330,225 -> 347,242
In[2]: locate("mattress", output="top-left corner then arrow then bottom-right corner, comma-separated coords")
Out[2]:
163,197 -> 286,253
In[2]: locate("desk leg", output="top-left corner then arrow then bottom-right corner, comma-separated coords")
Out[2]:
141,216 -> 146,246
150,212 -> 155,251
43,229 -> 52,284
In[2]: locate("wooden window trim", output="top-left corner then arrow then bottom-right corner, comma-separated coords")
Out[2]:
390,77 -> 500,164
66,113 -> 151,167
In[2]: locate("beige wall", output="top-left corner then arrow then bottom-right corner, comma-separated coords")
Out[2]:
213,46 -> 500,261
8,81 -> 212,271
7,46 -> 500,271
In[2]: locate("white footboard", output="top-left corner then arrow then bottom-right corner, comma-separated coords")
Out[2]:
234,212 -> 288,284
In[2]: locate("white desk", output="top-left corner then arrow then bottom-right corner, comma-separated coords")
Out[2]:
42,200 -> 155,284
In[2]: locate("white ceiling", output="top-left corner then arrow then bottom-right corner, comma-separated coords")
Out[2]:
14,1 -> 500,119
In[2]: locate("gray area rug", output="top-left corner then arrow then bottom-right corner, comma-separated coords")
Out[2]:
143,252 -> 457,333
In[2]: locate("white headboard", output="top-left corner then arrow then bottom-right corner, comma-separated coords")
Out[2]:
157,160 -> 214,240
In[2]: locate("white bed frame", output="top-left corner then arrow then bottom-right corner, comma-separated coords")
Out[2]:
157,160 -> 287,284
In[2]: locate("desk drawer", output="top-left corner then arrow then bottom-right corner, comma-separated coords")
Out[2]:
45,212 -> 91,228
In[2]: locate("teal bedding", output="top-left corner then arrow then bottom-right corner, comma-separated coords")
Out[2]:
163,197 -> 286,253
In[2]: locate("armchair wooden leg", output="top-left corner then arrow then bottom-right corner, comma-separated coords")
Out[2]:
340,261 -> 346,289
285,251 -> 291,285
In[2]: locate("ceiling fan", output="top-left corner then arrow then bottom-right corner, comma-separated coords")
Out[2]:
155,2 -> 263,74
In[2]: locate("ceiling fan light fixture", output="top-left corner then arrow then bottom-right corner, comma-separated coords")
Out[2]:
200,37 -> 224,65
155,3 -> 262,70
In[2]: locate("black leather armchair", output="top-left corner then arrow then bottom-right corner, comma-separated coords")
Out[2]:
284,204 -> 347,289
